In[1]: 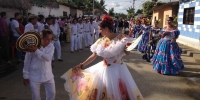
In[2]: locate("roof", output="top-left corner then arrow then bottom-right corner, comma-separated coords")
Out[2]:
0,0 -> 31,10
151,1 -> 179,11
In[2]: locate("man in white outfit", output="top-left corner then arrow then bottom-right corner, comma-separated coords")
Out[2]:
24,15 -> 38,33
77,19 -> 84,50
50,17 -> 63,61
94,17 -> 101,41
70,19 -> 78,53
89,19 -> 95,45
23,29 -> 56,100
83,19 -> 90,48
37,15 -> 45,34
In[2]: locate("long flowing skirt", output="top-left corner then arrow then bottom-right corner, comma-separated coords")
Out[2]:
61,61 -> 143,100
151,39 -> 184,75
137,33 -> 149,52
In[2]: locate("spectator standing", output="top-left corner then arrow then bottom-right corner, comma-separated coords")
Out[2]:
0,12 -> 11,64
11,12 -> 23,62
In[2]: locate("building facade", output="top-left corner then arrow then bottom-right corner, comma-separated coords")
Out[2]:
178,0 -> 200,50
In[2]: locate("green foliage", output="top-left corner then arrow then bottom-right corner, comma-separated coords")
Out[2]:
108,8 -> 114,16
126,7 -> 135,18
114,13 -> 127,19
142,1 -> 155,16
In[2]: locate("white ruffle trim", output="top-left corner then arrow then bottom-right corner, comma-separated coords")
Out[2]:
90,37 -> 134,58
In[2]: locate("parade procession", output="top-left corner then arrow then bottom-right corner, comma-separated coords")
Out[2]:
0,0 -> 200,100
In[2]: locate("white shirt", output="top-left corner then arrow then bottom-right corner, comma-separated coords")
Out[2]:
50,23 -> 60,36
94,21 -> 100,33
70,24 -> 78,34
23,43 -> 55,82
83,22 -> 91,32
37,22 -> 44,33
90,22 -> 96,34
24,23 -> 36,33
77,23 -> 84,33
11,19 -> 20,37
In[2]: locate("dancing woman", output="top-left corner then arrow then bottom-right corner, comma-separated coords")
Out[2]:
137,19 -> 152,62
152,17 -> 184,75
133,20 -> 143,38
61,14 -> 143,100
148,20 -> 161,60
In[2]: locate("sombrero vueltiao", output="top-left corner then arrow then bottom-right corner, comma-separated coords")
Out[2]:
16,31 -> 41,52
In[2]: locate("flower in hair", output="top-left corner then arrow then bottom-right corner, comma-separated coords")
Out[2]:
102,14 -> 114,25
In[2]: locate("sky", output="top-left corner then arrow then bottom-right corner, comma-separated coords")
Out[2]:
100,0 -> 178,14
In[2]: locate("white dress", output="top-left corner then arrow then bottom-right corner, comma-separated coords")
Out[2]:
61,34 -> 143,100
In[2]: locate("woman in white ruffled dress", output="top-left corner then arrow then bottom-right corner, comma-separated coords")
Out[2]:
61,15 -> 143,100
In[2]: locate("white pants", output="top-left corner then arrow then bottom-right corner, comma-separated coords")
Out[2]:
84,32 -> 89,47
51,40 -> 61,60
30,78 -> 56,100
94,30 -> 99,41
89,33 -> 95,45
77,33 -> 83,49
70,34 -> 78,52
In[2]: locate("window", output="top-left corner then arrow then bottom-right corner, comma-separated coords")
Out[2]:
165,15 -> 169,25
63,11 -> 67,17
183,7 -> 194,25
154,16 -> 156,22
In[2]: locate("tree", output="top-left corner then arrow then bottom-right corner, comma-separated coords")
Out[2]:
126,7 -> 135,18
108,8 -> 114,16
114,13 -> 127,19
142,1 -> 155,16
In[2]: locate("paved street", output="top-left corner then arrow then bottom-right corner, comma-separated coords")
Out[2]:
0,43 -> 200,100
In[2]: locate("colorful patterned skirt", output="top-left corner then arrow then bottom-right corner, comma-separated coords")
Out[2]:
151,39 -> 184,75
61,61 -> 143,100
137,33 -> 149,52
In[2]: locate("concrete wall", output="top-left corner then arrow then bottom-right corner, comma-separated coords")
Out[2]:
77,9 -> 83,18
0,7 -> 21,23
28,5 -> 70,17
163,7 -> 172,27
178,0 -> 200,50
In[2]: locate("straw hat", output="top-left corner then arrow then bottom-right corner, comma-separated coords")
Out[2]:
16,31 -> 41,52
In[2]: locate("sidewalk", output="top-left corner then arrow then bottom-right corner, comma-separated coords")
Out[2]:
179,43 -> 200,64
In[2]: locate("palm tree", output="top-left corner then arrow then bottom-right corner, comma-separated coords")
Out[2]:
99,0 -> 107,14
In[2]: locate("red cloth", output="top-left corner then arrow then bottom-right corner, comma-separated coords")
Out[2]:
19,23 -> 24,34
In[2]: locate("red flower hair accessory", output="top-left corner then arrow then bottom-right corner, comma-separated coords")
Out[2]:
102,14 -> 114,25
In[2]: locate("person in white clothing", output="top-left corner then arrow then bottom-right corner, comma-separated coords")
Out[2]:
83,19 -> 90,48
37,15 -> 45,34
23,29 -> 56,100
50,17 -> 63,61
94,17 -> 101,41
77,19 -> 84,50
24,15 -> 38,33
70,19 -> 78,53
89,19 -> 96,45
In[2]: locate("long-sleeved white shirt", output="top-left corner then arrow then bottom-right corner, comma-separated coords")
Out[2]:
23,43 -> 55,82
90,22 -> 96,34
50,23 -> 60,36
83,22 -> 91,32
93,21 -> 100,33
77,23 -> 84,33
70,24 -> 78,34
37,22 -> 44,33
24,23 -> 38,33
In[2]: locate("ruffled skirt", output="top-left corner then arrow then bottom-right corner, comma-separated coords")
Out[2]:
151,39 -> 184,75
61,61 -> 143,100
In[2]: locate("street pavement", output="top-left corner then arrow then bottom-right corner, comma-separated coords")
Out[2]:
0,42 -> 200,100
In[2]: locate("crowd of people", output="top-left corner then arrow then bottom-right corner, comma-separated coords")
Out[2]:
0,11 -> 185,99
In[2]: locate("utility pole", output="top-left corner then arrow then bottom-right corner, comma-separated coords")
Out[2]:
133,0 -> 135,17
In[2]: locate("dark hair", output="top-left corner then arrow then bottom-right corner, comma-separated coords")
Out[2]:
10,18 -> 14,22
18,18 -> 23,23
155,20 -> 159,23
14,12 -> 21,18
45,17 -> 53,22
38,15 -> 44,22
168,17 -> 174,21
1,12 -> 6,17
99,21 -> 113,31
28,16 -> 37,22
41,29 -> 53,38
